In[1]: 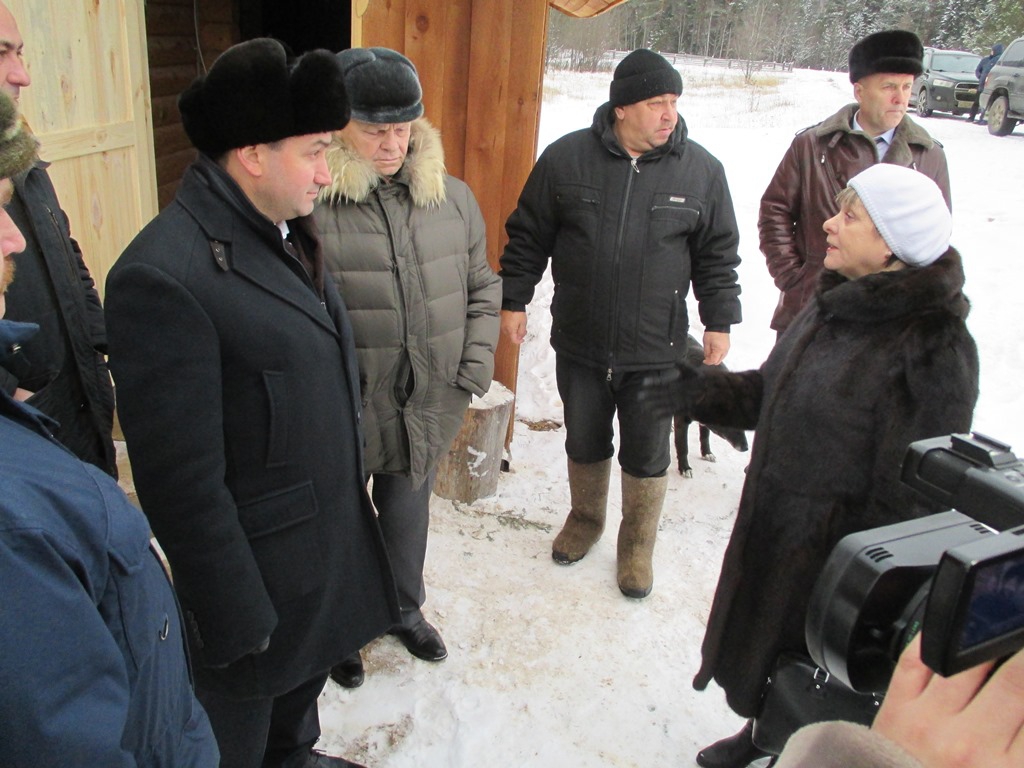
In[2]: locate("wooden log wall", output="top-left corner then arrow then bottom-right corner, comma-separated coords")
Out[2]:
357,0 -> 550,401
146,0 -> 237,209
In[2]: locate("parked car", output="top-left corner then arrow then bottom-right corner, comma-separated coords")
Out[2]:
911,48 -> 982,117
980,36 -> 1024,136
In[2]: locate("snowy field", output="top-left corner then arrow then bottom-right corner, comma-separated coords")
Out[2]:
314,63 -> 1024,766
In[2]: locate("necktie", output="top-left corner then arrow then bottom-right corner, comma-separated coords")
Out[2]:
283,232 -> 298,259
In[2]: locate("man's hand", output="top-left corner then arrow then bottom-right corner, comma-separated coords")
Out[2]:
703,331 -> 730,365
501,310 -> 528,345
872,634 -> 1024,768
13,387 -> 33,402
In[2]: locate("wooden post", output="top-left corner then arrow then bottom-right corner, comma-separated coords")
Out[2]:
434,382 -> 515,503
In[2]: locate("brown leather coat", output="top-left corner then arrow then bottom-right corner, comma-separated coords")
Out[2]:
758,104 -> 950,333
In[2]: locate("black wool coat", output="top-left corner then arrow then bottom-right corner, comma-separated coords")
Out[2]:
105,156 -> 400,699
690,249 -> 979,717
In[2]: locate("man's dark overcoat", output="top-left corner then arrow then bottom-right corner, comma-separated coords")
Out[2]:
105,156 -> 400,699
689,249 -> 979,717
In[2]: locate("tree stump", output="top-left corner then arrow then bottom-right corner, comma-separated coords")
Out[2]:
434,381 -> 515,503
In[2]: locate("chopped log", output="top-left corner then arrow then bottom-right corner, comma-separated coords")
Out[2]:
434,382 -> 515,503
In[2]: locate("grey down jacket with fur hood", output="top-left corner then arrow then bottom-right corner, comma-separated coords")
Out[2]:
314,118 -> 501,489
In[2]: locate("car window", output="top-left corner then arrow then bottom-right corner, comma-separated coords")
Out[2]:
931,53 -> 981,73
1002,41 -> 1024,67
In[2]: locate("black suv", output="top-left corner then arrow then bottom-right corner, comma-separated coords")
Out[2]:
980,36 -> 1024,136
912,48 -> 982,117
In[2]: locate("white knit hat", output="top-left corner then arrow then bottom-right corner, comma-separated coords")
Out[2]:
847,164 -> 952,267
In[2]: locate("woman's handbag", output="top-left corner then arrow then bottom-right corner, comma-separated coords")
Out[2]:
752,651 -> 884,755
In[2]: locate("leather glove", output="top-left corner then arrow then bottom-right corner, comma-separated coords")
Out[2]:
637,363 -> 702,419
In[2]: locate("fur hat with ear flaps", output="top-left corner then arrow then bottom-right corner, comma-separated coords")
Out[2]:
179,37 -> 350,156
0,91 -> 38,180
336,47 -> 424,124
848,29 -> 924,83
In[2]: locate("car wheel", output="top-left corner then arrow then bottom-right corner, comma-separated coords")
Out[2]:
986,95 -> 1017,136
916,89 -> 932,117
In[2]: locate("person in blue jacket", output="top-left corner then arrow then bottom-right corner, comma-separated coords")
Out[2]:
0,91 -> 219,768
971,42 -> 1005,123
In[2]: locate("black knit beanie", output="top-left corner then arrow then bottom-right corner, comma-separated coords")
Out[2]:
336,47 -> 424,124
179,38 -> 350,156
609,49 -> 682,107
848,30 -> 923,83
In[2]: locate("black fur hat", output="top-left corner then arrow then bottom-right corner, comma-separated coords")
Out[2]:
336,47 -> 424,124
848,30 -> 924,83
609,49 -> 682,107
179,38 -> 350,155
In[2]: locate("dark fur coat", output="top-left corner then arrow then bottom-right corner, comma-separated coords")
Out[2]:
690,248 -> 979,717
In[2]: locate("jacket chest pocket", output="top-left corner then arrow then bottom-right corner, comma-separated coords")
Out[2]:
648,192 -> 702,235
555,184 -> 601,219
105,511 -> 178,680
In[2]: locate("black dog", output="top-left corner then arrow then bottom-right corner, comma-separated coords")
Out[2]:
673,335 -> 749,477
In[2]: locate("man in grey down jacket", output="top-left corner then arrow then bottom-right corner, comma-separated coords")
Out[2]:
104,40 -> 398,768
314,48 -> 501,685
499,49 -> 742,600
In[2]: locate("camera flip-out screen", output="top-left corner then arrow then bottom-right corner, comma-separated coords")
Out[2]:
922,525 -> 1024,676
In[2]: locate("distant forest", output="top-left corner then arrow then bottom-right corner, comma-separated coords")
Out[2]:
547,0 -> 1023,72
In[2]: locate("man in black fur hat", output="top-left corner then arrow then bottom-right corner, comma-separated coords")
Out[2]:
759,29 -> 951,339
104,38 -> 400,768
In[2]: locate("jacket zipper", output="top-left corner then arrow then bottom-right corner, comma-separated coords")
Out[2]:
608,158 -> 640,381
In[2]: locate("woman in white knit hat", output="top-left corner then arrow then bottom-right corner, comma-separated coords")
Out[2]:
643,164 -> 980,768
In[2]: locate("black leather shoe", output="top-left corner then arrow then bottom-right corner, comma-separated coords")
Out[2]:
329,651 -> 364,689
695,720 -> 771,768
389,618 -> 448,661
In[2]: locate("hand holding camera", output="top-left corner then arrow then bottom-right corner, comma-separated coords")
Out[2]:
873,633 -> 1024,768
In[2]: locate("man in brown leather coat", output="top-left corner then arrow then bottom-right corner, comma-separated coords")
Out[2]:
759,29 -> 950,337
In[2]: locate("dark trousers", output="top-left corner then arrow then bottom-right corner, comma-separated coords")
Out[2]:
371,469 -> 437,628
196,672 -> 328,768
555,356 -> 672,478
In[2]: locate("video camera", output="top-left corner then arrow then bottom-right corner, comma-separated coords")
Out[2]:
805,432 -> 1024,694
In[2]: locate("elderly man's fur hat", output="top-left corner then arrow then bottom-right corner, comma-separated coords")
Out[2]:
336,47 -> 424,124
0,92 -> 38,180
848,30 -> 924,83
179,38 -> 350,155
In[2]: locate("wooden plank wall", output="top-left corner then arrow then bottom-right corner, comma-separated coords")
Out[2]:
146,0 -> 237,210
10,0 -> 157,300
357,0 -> 550,398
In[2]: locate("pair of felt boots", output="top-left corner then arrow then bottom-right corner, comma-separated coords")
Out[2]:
551,458 -> 668,598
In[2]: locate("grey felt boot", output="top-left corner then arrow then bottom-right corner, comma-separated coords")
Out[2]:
617,472 -> 668,598
551,458 -> 612,564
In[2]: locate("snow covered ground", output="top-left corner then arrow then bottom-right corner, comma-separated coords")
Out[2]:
314,64 -> 1024,767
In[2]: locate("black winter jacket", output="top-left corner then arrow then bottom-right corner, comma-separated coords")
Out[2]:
105,157 -> 399,699
0,162 -> 116,476
500,103 -> 741,373
690,249 -> 978,717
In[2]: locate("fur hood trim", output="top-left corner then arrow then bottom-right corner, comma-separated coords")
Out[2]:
319,117 -> 446,208
815,104 -> 939,166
